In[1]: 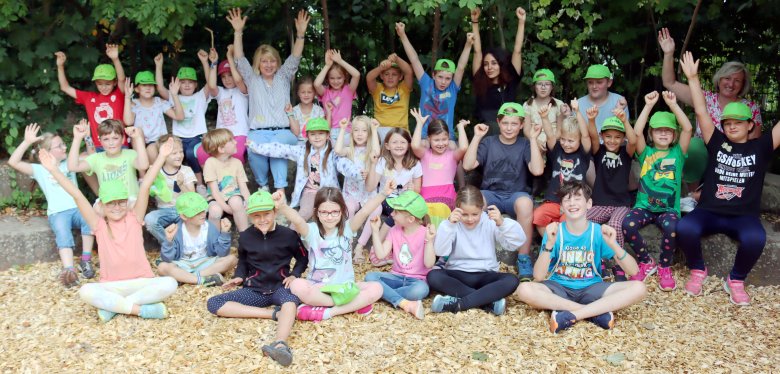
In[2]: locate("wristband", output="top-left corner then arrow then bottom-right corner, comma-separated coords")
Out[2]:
210,62 -> 218,69
471,21 -> 479,24
296,35 -> 305,39
286,112 -> 294,117
543,246 -> 554,253
617,250 -> 628,260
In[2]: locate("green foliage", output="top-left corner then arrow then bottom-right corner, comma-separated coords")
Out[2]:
89,0 -> 199,43
0,170 -> 46,211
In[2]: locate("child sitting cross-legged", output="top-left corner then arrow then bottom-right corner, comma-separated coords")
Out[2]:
515,181 -> 647,334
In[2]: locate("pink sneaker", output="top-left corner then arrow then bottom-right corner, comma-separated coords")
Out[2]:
356,304 -> 373,316
629,258 -> 657,282
296,305 -> 327,322
684,268 -> 708,296
657,266 -> 676,291
723,276 -> 750,306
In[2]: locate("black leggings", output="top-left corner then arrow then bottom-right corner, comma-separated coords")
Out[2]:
426,269 -> 519,311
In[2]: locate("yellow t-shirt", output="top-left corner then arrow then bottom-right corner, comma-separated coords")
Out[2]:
372,83 -> 412,130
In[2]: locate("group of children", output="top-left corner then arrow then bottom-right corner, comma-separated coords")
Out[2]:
8,6 -> 779,367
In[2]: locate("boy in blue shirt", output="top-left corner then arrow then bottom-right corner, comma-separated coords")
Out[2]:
514,180 -> 647,334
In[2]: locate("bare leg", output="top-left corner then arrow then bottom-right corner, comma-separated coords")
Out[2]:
326,282 -> 383,317
274,302 -> 296,342
81,235 -> 95,257
515,282 -> 584,311
216,301 -> 274,318
569,281 -> 646,320
58,248 -> 75,268
157,262 -> 198,284
208,201 -> 223,228
228,196 -> 249,231
198,255 -> 238,276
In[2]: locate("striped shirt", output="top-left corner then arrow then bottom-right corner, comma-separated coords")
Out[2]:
236,54 -> 300,129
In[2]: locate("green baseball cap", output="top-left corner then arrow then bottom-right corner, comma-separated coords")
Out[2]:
98,179 -> 129,204
92,64 -> 117,81
175,192 -> 208,218
600,116 -> 625,133
649,111 -> 678,130
134,71 -> 155,85
386,191 -> 428,219
533,68 -> 556,84
149,173 -> 172,203
306,117 -> 331,133
497,102 -> 525,117
177,67 -> 198,81
320,282 -> 360,306
433,58 -> 456,73
584,64 -> 612,80
246,190 -> 274,214
721,102 -> 752,121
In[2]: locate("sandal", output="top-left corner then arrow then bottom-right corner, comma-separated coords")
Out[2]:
261,340 -> 293,367
368,248 -> 392,267
58,268 -> 79,288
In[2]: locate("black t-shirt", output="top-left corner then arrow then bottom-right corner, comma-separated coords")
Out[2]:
591,146 -> 632,206
544,143 -> 591,202
473,69 -> 520,123
476,135 -> 532,193
236,225 -> 308,293
698,130 -> 773,216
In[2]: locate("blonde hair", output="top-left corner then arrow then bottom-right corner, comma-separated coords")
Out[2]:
97,119 -> 124,137
202,128 -> 234,156
559,117 -> 581,139
28,132 -> 58,161
713,61 -> 752,97
252,45 -> 282,75
157,134 -> 182,148
345,115 -> 379,170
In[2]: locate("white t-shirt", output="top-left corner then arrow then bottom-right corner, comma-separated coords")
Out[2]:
215,87 -> 249,137
171,87 -> 211,138
132,97 -> 172,143
374,157 -> 423,197
181,223 -> 209,260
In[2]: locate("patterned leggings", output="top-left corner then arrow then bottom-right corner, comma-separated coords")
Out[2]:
586,205 -> 630,248
622,208 -> 679,266
78,277 -> 178,314
207,287 -> 301,314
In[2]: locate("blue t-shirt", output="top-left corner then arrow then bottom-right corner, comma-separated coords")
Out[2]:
418,73 -> 460,140
31,162 -> 79,215
542,222 -> 615,290
577,92 -> 630,132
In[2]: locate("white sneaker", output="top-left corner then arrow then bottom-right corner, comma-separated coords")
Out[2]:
680,196 -> 697,213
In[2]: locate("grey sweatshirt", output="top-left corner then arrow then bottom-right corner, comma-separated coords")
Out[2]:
434,212 -> 526,272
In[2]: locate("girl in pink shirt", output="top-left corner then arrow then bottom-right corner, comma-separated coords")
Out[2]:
314,49 -> 361,141
38,136 -> 178,323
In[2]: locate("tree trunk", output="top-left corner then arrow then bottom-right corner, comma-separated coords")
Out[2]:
496,3 -> 506,50
387,0 -> 395,52
431,6 -> 441,67
321,0 -> 331,51
679,0 -> 703,74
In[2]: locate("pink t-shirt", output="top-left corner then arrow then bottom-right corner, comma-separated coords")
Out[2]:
421,149 -> 457,187
319,86 -> 356,131
388,225 -> 430,280
75,88 -> 127,148
94,210 -> 154,282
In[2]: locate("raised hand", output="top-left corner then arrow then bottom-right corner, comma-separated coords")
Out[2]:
209,48 -> 219,64
197,49 -> 208,63
586,105 -> 599,121
73,121 -> 89,139
125,126 -> 140,139
324,49 -> 333,65
169,77 -> 180,96
370,118 -> 381,131
330,49 -> 343,64
471,7 -> 481,22
679,51 -> 699,79
528,123 -> 542,138
271,190 -> 286,209
612,107 -> 626,122
448,207 -> 463,224
226,8 -> 247,32
38,149 -> 58,171
154,53 -> 164,67
124,77 -> 133,95
284,103 -> 293,114
662,91 -> 678,106
164,223 -> 178,242
226,44 -> 235,58
657,27 -> 675,55
388,53 -> 398,63
616,97 -> 628,111
425,224 -> 436,241
538,103 -> 552,118
24,123 -> 43,144
601,224 -> 616,244
410,108 -> 429,125
294,10 -> 310,36
560,103 -> 572,118
644,91 -> 659,106
339,118 -> 349,129
516,6 -> 526,22
369,215 -> 381,232
106,44 -> 120,60
395,22 -> 406,36
324,102 -> 334,115
569,98 -> 579,113
474,123 -> 489,138
456,119 -> 470,129
220,217 -> 232,232
486,205 -> 504,226
545,222 -> 559,243
466,33 -> 476,45
158,137 -> 175,158
379,59 -> 391,70
54,51 -> 67,67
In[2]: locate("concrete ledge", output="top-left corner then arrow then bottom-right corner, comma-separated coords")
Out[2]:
0,216 -> 61,270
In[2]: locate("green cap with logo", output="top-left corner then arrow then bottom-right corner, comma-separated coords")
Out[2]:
306,117 -> 331,133
149,173 -> 173,202
246,190 -> 275,214
98,179 -> 129,204
584,64 -> 612,80
433,58 -> 456,73
320,281 -> 360,306
721,102 -> 752,121
600,116 -> 625,133
386,191 -> 428,219
92,64 -> 117,81
497,102 -> 525,117
176,192 -> 208,218
177,67 -> 198,81
533,68 -> 556,84
134,71 -> 156,85
649,111 -> 678,130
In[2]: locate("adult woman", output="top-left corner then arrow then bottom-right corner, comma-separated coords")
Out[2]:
228,8 -> 310,193
470,7 -> 526,134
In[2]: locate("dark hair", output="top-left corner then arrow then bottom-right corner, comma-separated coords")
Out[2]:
557,180 -> 592,201
426,119 -> 450,138
296,76 -> 314,94
313,187 -> 349,237
473,48 -> 515,96
455,185 -> 485,209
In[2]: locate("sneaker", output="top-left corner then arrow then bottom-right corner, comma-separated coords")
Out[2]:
201,274 -> 225,287
139,303 -> 169,319
684,268 -> 708,296
79,259 -> 96,279
97,309 -> 117,323
657,266 -> 676,291
549,310 -> 577,334
588,311 -> 615,330
431,294 -> 458,313
296,305 -> 327,322
629,258 -> 657,282
516,254 -> 534,281
487,298 -> 506,316
680,196 -> 697,213
261,340 -> 293,367
356,304 -> 373,316
613,268 -> 627,282
58,268 -> 79,288
723,276 -> 751,306
260,185 -> 270,192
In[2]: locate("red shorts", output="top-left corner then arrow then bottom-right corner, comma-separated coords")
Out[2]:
532,202 -> 565,227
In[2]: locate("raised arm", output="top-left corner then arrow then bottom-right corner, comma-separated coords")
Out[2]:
463,123 -> 487,171
350,181 -> 393,232
470,7 -> 483,76
663,91 -> 693,154
226,8 -> 247,59
154,53 -> 170,100
38,149 -> 98,229
534,223 -> 558,281
106,44 -> 126,94
197,49 -> 211,93
313,50 -> 333,96
454,120 -> 470,161
291,10 -> 310,58
621,108 -> 638,156
67,120 -> 91,172
634,91 -> 660,155
285,104 -> 301,138
679,51 -> 714,144
576,104 -> 592,154
8,124 -> 43,176
226,45 -> 248,94
454,33 -> 474,87
135,137 -> 173,218
526,121 -> 545,176
511,7 -> 526,75
539,103 -> 557,151
391,54 -> 414,91
331,50 -> 361,93
364,154 -> 382,191
334,118 -> 349,156
54,52 -> 77,99
658,28 -> 693,106
395,22 -> 424,80
603,225 -> 638,276
166,78 -> 185,120
410,108 -> 430,159
365,61 -> 385,94
586,105 -> 600,155
370,216 -> 393,260
274,191 -> 309,237
123,78 -> 135,126
126,127 -> 149,171
206,48 -> 220,98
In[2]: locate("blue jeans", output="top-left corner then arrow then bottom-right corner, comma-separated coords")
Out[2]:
365,272 -> 430,308
48,208 -> 91,249
144,207 -> 181,244
247,129 -> 297,188
181,135 -> 203,174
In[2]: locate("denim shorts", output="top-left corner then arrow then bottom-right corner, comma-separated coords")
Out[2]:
48,208 -> 91,249
480,190 -> 531,217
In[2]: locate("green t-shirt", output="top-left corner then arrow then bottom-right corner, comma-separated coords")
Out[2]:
86,149 -> 139,198
634,144 -> 686,215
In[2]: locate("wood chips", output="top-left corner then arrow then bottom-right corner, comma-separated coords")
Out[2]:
1,255 -> 779,373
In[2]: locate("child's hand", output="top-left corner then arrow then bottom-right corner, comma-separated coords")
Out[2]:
220,218 -> 232,232
369,153 -> 380,165
425,224 -> 436,241
370,118 -> 381,130
395,22 -> 406,36
73,121 -> 89,139
54,51 -> 67,67
379,59 -> 391,70
209,48 -> 218,64
294,10 -> 310,36
38,149 -> 58,171
662,90 -> 677,106
601,224 -> 617,244
657,27 -> 675,55
169,77 -> 180,96
388,53 -> 398,63
569,98 -> 579,113
466,32 -> 476,45
644,91 -> 659,106
471,7 -> 481,22
282,275 -> 296,288
154,53 -> 164,67
456,119 -> 470,128
197,49 -> 208,63
324,49 -> 333,65
538,103 -> 552,118
226,8 -> 247,32
410,108 -> 429,125
545,222 -> 559,242
124,77 -> 133,96
486,205 -> 503,226
271,190 -> 287,209
586,105 -> 599,121
164,223 -> 178,242
125,126 -> 143,139
382,178 -> 396,196
528,123 -> 542,139
158,137 -> 175,158
612,107 -> 626,122
106,44 -> 120,60
474,123 -> 489,138
616,97 -> 628,111
679,51 -> 699,79
23,123 -> 43,144
330,49 -> 343,64
226,44 -> 234,58
560,103 -> 572,118
325,102 -> 334,114
516,6 -> 527,22
448,208 -> 463,224
369,215 -> 381,232
284,103 -> 293,114
339,118 -> 349,129
222,277 -> 243,290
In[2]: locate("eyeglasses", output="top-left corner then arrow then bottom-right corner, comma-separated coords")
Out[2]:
535,82 -> 552,88
317,210 -> 341,218
105,200 -> 128,208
